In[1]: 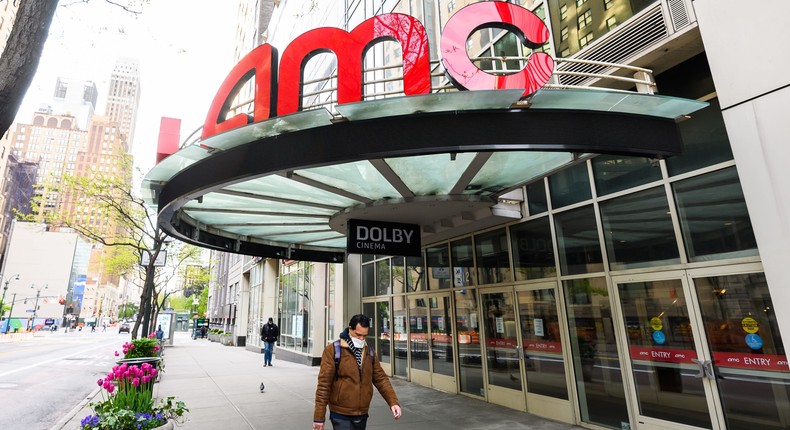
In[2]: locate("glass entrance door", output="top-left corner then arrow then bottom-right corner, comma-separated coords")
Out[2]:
691,269 -> 790,430
516,285 -> 573,423
408,293 -> 456,392
613,274 -> 719,429
480,289 -> 526,411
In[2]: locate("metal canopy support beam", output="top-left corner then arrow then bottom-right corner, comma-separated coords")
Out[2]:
450,152 -> 492,195
369,159 -> 415,198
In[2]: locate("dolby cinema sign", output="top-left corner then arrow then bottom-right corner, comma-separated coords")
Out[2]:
202,1 -> 554,139
347,219 -> 421,257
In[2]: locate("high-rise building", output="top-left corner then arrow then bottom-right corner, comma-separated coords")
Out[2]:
44,78 -> 98,130
106,57 -> 141,150
0,0 -> 19,54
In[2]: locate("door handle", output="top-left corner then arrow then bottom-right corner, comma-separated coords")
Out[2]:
702,360 -> 715,379
691,358 -> 706,378
691,358 -> 715,379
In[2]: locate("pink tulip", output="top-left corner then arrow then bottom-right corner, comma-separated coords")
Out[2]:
96,379 -> 103,387
132,378 -> 140,387
142,375 -> 150,384
114,351 -> 119,356
107,384 -> 114,393
153,345 -> 160,352
150,368 -> 157,377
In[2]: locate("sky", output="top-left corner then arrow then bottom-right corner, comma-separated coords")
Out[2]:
16,0 -> 239,185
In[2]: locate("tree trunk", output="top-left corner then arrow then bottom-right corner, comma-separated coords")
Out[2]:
0,0 -> 59,138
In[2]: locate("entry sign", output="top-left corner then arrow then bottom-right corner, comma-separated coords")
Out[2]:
347,219 -> 421,257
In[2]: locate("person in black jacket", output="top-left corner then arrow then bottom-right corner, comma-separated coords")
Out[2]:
261,317 -> 279,366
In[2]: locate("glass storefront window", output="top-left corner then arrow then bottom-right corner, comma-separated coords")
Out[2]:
592,155 -> 662,196
549,162 -> 591,208
393,296 -> 408,378
475,228 -> 512,285
362,262 -> 375,297
518,288 -> 568,400
327,264 -> 335,342
426,245 -> 452,289
554,205 -> 604,275
673,167 -> 758,261
392,256 -> 405,294
510,217 -> 556,281
409,296 -> 430,371
430,296 -> 454,377
695,273 -> 790,430
451,238 -> 475,288
526,180 -> 548,215
279,262 -> 312,354
406,255 -> 425,292
564,278 -> 629,428
364,302 -> 376,350
455,289 -> 484,397
376,259 -> 391,295
666,99 -> 734,176
600,186 -> 680,270
377,300 -> 391,366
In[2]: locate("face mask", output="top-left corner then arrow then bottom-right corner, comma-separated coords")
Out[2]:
351,337 -> 366,349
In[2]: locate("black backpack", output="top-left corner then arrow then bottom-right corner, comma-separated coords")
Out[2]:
333,339 -> 375,380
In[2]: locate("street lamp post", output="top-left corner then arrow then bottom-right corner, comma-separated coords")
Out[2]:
5,293 -> 16,333
0,274 -> 20,318
29,283 -> 48,331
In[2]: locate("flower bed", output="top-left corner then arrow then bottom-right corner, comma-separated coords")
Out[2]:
80,332 -> 188,429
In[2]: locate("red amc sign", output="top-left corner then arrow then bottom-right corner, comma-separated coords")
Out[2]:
202,1 -> 553,140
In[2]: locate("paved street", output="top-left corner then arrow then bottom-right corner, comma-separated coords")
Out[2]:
53,331 -> 582,430
0,329 -> 127,430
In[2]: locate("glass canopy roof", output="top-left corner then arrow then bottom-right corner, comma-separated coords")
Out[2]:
144,89 -> 707,260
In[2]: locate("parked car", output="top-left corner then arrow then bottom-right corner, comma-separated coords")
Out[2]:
119,323 -> 130,334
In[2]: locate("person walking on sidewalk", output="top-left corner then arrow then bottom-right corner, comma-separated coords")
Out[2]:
261,317 -> 279,366
313,314 -> 402,430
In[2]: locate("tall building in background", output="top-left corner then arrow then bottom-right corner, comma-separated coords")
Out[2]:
44,78 -> 98,130
0,0 -> 19,53
106,57 -> 141,150
229,0 -> 277,116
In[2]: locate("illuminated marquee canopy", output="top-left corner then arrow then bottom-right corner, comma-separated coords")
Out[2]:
144,1 -> 707,262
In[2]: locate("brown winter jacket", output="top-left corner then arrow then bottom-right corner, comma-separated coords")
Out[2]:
313,336 -> 399,422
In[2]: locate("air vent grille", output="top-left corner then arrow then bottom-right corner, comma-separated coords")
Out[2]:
558,6 -> 668,86
668,0 -> 690,30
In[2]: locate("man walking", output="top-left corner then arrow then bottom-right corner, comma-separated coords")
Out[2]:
313,314 -> 402,430
261,317 -> 279,367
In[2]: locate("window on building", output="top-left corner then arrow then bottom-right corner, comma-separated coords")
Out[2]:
578,9 -> 592,30
604,0 -> 614,10
606,16 -> 617,30
560,4 -> 568,20
576,0 -> 588,6
561,27 -> 569,41
579,32 -> 594,48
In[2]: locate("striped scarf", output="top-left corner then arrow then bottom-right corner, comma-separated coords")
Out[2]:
340,330 -> 364,369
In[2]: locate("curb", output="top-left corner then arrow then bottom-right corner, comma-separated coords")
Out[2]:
49,386 -> 101,430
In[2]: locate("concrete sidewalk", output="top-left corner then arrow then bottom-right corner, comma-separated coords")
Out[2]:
54,331 -> 582,429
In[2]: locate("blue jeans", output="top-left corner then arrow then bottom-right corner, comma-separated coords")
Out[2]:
263,341 -> 274,364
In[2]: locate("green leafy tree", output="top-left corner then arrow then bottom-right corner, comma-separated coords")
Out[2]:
29,154 -> 168,339
117,302 -> 139,319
